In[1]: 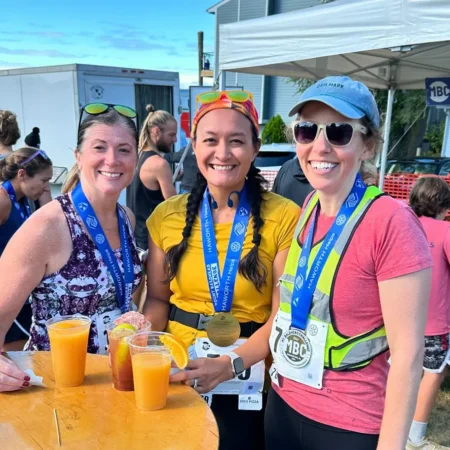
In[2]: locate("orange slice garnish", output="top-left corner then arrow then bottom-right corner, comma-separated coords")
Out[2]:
159,334 -> 189,369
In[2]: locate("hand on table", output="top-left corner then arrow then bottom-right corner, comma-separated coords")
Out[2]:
170,355 -> 234,394
0,354 -> 30,392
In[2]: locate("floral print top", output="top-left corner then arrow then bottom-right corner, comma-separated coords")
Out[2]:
24,194 -> 143,354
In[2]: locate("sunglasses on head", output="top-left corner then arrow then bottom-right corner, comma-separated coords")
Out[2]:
292,121 -> 368,147
20,149 -> 49,166
79,103 -> 138,128
195,90 -> 254,111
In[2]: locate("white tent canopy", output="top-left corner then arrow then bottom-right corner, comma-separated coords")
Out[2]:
218,0 -> 450,187
219,0 -> 450,89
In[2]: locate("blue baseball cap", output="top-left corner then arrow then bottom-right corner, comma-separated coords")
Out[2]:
288,76 -> 379,128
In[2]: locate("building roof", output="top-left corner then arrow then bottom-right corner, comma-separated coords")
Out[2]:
207,0 -> 231,14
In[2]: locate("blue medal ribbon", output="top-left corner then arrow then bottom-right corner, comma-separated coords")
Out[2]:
72,182 -> 134,314
200,185 -> 251,313
2,180 -> 31,222
291,174 -> 367,330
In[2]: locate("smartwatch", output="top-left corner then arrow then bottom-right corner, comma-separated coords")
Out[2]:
227,352 -> 245,377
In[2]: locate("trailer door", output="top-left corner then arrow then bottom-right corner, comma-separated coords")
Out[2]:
134,84 -> 173,131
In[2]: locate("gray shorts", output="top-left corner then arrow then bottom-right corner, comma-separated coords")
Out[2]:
423,333 -> 450,373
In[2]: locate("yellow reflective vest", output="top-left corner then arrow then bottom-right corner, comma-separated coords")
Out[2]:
279,186 -> 388,371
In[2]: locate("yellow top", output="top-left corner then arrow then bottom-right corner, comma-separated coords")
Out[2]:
147,192 -> 300,347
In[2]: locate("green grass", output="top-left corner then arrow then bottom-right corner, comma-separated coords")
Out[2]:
427,375 -> 450,446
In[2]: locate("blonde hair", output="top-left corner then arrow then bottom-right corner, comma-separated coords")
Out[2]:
360,160 -> 378,186
61,163 -> 79,195
138,104 -> 176,154
62,107 -> 138,194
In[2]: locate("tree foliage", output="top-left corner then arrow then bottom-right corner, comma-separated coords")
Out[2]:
424,120 -> 445,156
261,115 -> 288,144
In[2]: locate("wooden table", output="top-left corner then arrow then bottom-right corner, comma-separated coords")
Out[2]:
0,352 -> 218,450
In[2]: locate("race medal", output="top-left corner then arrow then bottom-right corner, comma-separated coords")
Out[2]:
280,328 -> 312,369
206,312 -> 241,347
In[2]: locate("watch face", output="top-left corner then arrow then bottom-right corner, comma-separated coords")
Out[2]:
233,357 -> 245,376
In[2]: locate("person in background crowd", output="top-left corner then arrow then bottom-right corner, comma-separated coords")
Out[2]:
126,105 -> 177,250
0,110 -> 21,160
144,90 -> 300,450
164,145 -> 199,194
24,126 -> 52,207
24,127 -> 41,149
0,105 -> 143,392
0,148 -> 53,351
271,157 -> 313,207
407,177 -> 450,450
265,76 -> 432,450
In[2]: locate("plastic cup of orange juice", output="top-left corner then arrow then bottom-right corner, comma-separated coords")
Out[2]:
106,320 -> 151,391
128,331 -> 172,411
46,315 -> 91,387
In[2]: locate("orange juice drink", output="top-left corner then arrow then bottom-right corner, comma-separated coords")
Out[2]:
46,315 -> 91,387
107,319 -> 151,391
131,352 -> 171,410
128,331 -> 173,411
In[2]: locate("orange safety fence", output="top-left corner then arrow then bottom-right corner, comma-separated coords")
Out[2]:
383,173 -> 450,219
259,169 -> 280,190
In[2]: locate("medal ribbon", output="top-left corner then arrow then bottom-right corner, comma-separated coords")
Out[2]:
72,182 -> 134,313
200,185 -> 251,313
291,174 -> 367,330
2,180 -> 31,222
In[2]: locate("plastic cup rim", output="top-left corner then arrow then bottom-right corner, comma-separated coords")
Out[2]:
45,314 -> 91,330
126,331 -> 172,351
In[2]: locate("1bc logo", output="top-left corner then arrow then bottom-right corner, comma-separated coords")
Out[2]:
280,329 -> 312,368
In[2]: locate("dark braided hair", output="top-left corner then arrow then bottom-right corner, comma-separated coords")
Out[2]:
165,162 -> 269,291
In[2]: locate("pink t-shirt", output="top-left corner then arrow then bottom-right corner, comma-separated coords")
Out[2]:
274,195 -> 432,434
419,216 -> 450,336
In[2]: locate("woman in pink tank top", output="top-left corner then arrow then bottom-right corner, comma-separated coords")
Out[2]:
265,76 -> 433,450
406,177 -> 450,449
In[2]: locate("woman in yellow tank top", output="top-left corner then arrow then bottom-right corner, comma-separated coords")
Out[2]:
144,91 -> 300,450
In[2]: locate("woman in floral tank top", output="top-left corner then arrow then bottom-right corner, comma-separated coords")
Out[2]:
0,106 -> 143,392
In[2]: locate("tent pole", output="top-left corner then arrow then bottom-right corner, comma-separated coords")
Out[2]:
378,87 -> 396,190
218,71 -> 226,90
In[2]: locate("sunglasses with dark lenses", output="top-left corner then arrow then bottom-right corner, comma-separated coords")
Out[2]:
195,90 -> 254,111
293,121 -> 368,147
79,103 -> 138,128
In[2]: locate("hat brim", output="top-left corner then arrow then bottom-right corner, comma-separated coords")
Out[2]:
288,95 -> 366,120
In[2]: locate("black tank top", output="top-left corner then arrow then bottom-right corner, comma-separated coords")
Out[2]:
126,150 -> 165,250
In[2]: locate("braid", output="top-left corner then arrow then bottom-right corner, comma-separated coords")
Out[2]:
239,163 -> 268,291
165,171 -> 207,282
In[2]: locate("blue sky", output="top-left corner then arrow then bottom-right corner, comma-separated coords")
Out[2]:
0,0 -> 216,87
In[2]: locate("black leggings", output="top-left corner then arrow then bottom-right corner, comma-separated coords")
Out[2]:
211,394 -> 266,450
264,388 -> 379,450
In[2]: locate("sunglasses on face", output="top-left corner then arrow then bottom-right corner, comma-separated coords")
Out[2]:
20,149 -> 49,166
292,121 -> 368,147
195,90 -> 254,111
79,103 -> 138,128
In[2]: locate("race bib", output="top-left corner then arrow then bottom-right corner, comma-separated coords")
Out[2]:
269,309 -> 328,389
190,338 -> 265,397
96,309 -> 122,355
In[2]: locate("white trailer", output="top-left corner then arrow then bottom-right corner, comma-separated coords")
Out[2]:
0,63 -> 181,200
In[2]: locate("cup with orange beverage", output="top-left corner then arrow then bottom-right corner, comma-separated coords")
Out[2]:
106,312 -> 151,391
46,315 -> 92,387
127,331 -> 188,411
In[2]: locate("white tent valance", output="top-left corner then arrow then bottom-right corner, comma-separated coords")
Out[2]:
218,0 -> 450,187
219,0 -> 450,90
